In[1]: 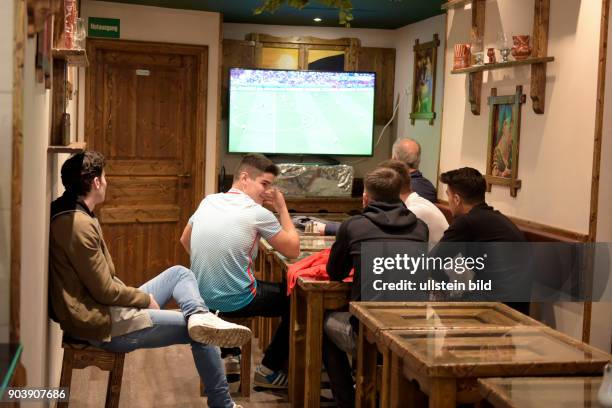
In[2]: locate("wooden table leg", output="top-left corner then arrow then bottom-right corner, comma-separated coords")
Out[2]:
380,347 -> 391,408
356,324 -> 377,408
389,354 -> 425,407
429,378 -> 456,408
304,292 -> 324,408
289,287 -> 306,407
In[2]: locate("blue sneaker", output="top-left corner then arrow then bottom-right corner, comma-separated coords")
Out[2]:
253,365 -> 288,389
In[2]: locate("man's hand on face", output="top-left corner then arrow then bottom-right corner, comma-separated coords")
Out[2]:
148,294 -> 160,310
262,188 -> 287,212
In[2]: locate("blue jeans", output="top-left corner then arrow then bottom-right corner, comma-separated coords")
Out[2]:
92,266 -> 233,408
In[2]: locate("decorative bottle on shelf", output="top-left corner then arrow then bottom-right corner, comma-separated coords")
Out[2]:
63,0 -> 77,49
453,43 -> 471,69
497,32 -> 511,63
73,18 -> 87,50
599,363 -> 612,407
471,38 -> 484,66
487,48 -> 496,64
511,35 -> 532,60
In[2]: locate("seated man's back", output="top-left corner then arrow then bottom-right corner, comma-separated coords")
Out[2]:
433,167 -> 529,313
442,202 -> 524,242
181,153 -> 301,389
189,188 -> 281,312
327,200 -> 429,302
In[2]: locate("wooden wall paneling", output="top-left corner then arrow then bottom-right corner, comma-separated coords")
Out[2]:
11,0 -> 25,346
346,38 -> 361,71
216,17 -> 223,193
246,33 -> 356,47
10,0 -> 28,389
357,47 -> 396,124
221,39 -> 255,118
530,0 -> 551,114
26,0 -> 61,37
50,58 -> 67,145
468,0 -> 485,115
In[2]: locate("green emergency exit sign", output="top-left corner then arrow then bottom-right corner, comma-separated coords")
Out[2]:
88,17 -> 120,39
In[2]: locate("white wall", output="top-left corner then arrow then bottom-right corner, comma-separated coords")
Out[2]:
81,0 -> 221,195
20,33 -> 53,398
393,15 -> 446,185
441,0 -> 611,351
440,0 -> 600,234
0,0 -> 14,341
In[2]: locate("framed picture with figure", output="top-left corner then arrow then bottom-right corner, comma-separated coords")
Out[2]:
485,86 -> 526,197
410,34 -> 439,125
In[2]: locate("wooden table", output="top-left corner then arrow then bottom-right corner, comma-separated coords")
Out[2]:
256,231 -> 337,350
351,302 -> 545,408
256,239 -> 280,349
478,376 -> 607,408
382,326 -> 610,408
288,277 -> 352,408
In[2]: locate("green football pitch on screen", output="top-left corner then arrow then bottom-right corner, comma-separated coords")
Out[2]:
229,87 -> 375,155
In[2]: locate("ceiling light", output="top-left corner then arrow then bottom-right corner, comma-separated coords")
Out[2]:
313,17 -> 322,22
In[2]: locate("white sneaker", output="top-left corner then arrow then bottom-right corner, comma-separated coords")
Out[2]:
187,312 -> 251,348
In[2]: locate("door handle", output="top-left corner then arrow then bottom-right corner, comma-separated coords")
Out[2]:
177,173 -> 191,178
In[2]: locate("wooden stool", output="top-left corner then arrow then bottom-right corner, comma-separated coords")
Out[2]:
200,317 -> 253,398
58,335 -> 126,408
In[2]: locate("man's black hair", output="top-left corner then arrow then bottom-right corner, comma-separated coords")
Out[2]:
439,167 -> 486,204
61,151 -> 106,196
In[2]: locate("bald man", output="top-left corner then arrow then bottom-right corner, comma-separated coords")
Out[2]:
391,137 -> 438,203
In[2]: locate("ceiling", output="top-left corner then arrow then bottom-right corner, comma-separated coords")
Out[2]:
103,0 -> 445,29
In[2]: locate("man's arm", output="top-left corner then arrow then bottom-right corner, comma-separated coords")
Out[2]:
180,223 -> 192,255
68,221 -> 151,308
326,221 -> 353,281
264,188 -> 300,259
323,221 -> 340,236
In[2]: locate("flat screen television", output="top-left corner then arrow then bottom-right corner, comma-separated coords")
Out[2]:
228,68 -> 375,156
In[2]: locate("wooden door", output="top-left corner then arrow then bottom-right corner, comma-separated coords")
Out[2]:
85,39 -> 207,287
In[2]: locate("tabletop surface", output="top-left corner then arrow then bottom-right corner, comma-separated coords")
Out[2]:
350,302 -> 543,333
478,376 -> 607,408
384,326 -> 611,377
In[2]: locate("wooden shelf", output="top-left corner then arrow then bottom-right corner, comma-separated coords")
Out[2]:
441,0 -> 473,10
52,48 -> 89,67
446,0 -> 551,114
47,142 -> 86,154
451,56 -> 554,74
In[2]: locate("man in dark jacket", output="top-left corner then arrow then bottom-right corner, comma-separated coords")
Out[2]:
323,167 -> 429,408
431,167 -> 530,313
392,137 -> 438,203
49,151 -> 250,408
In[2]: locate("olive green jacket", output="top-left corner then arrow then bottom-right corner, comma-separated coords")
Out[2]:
49,198 -> 150,341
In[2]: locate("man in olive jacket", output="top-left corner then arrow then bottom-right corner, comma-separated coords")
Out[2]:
49,151 -> 250,408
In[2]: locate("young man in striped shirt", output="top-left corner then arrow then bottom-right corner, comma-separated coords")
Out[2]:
181,154 -> 300,389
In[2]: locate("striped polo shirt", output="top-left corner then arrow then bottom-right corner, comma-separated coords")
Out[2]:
188,188 -> 282,312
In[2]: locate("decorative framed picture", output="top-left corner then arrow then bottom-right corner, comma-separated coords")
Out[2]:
485,86 -> 526,197
410,34 -> 440,125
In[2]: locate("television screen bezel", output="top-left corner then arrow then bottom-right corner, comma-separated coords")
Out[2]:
227,67 -> 376,157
